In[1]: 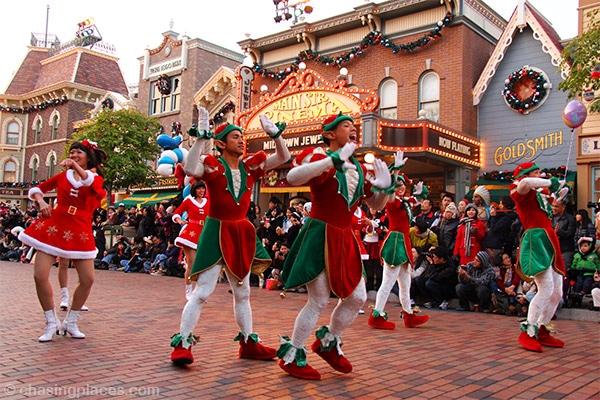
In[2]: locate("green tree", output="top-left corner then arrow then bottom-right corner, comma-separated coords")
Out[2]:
72,108 -> 162,206
558,9 -> 600,113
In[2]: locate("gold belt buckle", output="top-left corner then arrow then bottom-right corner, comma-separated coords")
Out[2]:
67,206 -> 77,215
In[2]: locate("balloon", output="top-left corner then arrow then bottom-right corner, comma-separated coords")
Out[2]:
158,155 -> 176,166
562,100 -> 587,129
156,134 -> 182,150
156,164 -> 174,176
160,150 -> 179,163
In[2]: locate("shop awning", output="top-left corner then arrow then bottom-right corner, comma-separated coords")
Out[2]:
119,191 -> 180,208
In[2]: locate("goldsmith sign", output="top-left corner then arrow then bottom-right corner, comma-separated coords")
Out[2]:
493,131 -> 563,166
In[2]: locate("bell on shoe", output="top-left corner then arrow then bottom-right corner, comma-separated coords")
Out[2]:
39,309 -> 61,342
62,310 -> 85,339
402,311 -> 429,328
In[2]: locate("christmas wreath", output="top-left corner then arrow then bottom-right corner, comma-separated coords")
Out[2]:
503,66 -> 549,114
157,74 -> 171,95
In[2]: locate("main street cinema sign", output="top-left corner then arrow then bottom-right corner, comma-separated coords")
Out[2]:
238,69 -> 378,154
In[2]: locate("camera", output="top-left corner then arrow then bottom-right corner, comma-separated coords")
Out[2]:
587,201 -> 600,213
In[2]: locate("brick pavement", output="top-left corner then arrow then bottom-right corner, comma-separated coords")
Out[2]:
0,261 -> 598,399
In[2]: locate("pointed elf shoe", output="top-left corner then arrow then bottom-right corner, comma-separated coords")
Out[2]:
170,333 -> 196,366
368,310 -> 396,330
538,325 -> 564,348
518,331 -> 543,352
236,333 -> 276,360
279,359 -> 321,380
402,311 -> 429,328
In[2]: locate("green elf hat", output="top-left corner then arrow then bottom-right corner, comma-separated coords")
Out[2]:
322,112 -> 354,132
513,161 -> 540,179
214,122 -> 242,141
396,172 -> 409,187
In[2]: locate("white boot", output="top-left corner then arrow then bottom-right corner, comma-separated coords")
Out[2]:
39,309 -> 60,342
185,284 -> 193,301
62,310 -> 85,339
59,287 -> 70,311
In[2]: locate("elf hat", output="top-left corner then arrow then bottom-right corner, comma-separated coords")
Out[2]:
513,161 -> 540,179
322,112 -> 354,132
214,123 -> 242,141
396,172 -> 409,187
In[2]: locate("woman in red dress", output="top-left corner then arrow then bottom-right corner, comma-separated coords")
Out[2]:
172,180 -> 209,300
19,140 -> 107,342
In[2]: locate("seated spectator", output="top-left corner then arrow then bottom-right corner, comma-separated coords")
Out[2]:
490,253 -> 521,315
515,281 -> 537,317
411,247 -> 456,310
574,209 -> 596,247
143,235 -> 167,274
454,203 -> 486,265
151,238 -> 182,277
434,202 -> 459,253
570,237 -> 600,294
285,212 -> 303,247
590,271 -> 600,311
121,236 -> 152,273
409,219 -> 438,252
455,251 -> 496,312
0,229 -> 23,261
97,236 -> 130,269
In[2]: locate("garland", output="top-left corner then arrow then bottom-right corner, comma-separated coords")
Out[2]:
157,74 -> 171,95
0,180 -> 44,188
253,12 -> 454,81
0,96 -> 68,114
482,166 -> 566,182
503,66 -> 549,114
211,101 -> 235,125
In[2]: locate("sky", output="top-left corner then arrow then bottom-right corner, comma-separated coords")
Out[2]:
0,0 -> 578,91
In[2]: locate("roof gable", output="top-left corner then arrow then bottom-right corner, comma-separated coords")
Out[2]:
473,1 -> 567,106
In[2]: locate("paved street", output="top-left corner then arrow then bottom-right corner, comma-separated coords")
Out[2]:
0,261 -> 598,399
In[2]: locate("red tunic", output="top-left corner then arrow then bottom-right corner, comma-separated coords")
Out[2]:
19,170 -> 105,259
510,186 -> 565,278
190,152 -> 271,281
172,196 -> 209,250
380,196 -> 414,266
283,147 -> 375,298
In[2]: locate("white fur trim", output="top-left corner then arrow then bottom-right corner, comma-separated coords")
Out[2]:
174,236 -> 197,250
80,170 -> 94,186
28,187 -> 43,201
18,232 -> 98,259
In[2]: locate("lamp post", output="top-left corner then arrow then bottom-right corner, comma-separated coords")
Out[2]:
273,0 -> 313,25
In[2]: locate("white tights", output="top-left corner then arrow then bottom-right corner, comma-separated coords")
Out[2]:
290,272 -> 366,349
179,265 -> 253,348
374,262 -> 413,314
527,268 -> 563,329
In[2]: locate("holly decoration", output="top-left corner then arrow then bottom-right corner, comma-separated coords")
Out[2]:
482,166 -> 566,181
503,66 -> 549,114
157,74 -> 171,95
0,96 -> 68,114
253,12 -> 454,81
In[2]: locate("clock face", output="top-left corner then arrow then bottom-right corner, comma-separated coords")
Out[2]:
165,46 -> 171,56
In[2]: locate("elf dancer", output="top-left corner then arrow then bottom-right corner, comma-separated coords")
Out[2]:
170,109 -> 290,366
172,180 -> 209,300
368,151 -> 429,330
278,113 -> 392,380
510,162 -> 568,352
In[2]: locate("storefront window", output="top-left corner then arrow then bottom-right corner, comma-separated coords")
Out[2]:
419,71 -> 439,122
150,75 -> 181,115
34,118 -> 41,144
379,79 -> 397,119
51,115 -> 59,140
592,166 -> 600,202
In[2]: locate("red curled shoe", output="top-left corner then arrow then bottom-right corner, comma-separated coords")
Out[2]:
402,311 -> 429,328
279,359 -> 321,380
368,311 -> 396,330
171,344 -> 194,366
518,331 -> 543,352
311,338 -> 353,373
238,335 -> 277,360
538,325 -> 564,348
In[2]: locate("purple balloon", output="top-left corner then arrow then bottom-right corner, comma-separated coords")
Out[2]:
562,100 -> 587,129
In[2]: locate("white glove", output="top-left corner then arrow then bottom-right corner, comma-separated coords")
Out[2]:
259,114 -> 278,136
370,158 -> 392,189
413,181 -> 424,196
394,150 -> 407,168
338,142 -> 357,170
198,107 -> 210,133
